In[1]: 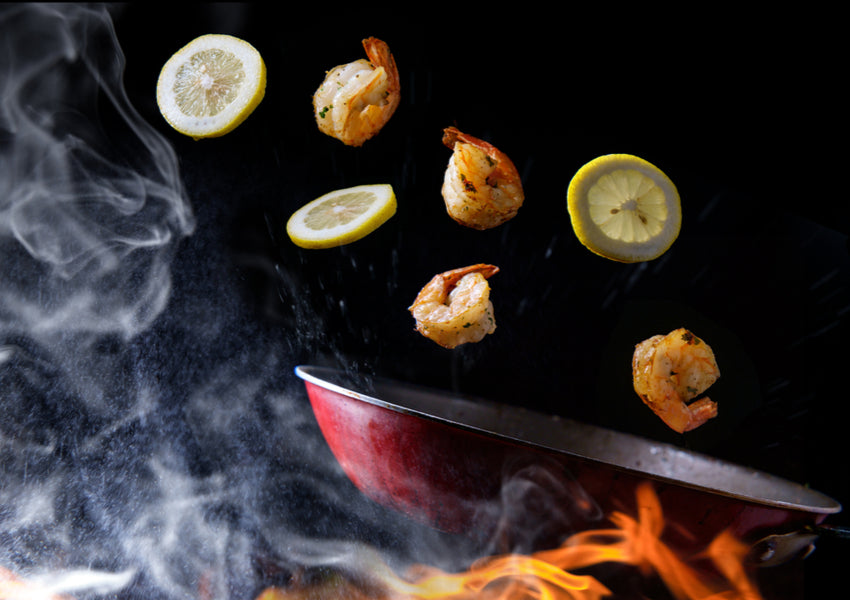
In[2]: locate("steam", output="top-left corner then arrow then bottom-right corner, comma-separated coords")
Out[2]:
0,4 -> 433,596
0,2 -> 196,596
0,4 -> 609,599
0,2 -> 193,340
30,569 -> 137,597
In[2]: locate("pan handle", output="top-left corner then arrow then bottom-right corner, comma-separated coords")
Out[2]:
810,523 -> 850,540
748,524 -> 850,567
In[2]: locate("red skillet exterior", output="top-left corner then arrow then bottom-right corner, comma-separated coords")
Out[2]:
304,378 -> 831,553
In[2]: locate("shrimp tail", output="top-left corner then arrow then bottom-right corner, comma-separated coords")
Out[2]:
438,263 -> 500,288
442,126 -> 520,181
638,388 -> 717,434
441,126 -> 463,150
363,36 -> 400,97
409,264 -> 499,310
442,126 -> 495,154
682,397 -> 718,431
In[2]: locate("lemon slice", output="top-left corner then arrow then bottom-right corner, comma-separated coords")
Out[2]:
156,34 -> 266,139
286,184 -> 397,249
567,154 -> 681,262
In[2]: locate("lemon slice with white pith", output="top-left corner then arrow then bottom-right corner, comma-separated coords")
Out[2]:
156,34 -> 266,139
286,184 -> 397,249
567,154 -> 681,262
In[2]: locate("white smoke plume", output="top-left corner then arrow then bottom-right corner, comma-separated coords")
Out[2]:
0,5 -> 445,598
0,5 -> 603,599
0,2 -> 194,340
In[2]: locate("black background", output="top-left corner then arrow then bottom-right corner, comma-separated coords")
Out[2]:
18,4 -> 848,598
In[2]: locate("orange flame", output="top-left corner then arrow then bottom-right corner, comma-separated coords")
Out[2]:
261,482 -> 765,600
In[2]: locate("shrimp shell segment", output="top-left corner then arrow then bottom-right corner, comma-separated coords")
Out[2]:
409,264 -> 500,349
313,37 -> 400,147
632,328 -> 720,433
441,127 -> 524,230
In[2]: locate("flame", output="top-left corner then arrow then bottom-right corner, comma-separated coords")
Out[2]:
260,482 -> 765,600
1,483 -> 764,600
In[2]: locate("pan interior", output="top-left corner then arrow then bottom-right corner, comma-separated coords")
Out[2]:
296,365 -> 841,515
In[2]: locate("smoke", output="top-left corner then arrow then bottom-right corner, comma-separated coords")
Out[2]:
0,2 -> 194,340
0,4 -> 609,599
0,7 -> 419,597
0,2 -> 197,596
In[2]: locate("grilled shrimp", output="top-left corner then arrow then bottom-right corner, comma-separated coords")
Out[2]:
409,264 -> 499,349
441,127 -> 524,230
313,37 -> 400,147
632,328 -> 720,433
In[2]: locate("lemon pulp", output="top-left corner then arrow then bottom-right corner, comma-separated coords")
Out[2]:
157,34 -> 266,139
568,154 -> 681,262
174,49 -> 245,116
303,193 -> 375,229
286,184 -> 397,249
